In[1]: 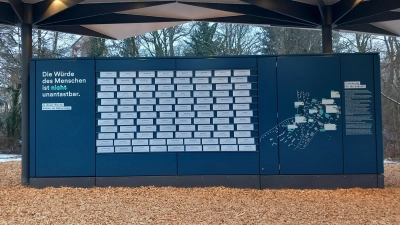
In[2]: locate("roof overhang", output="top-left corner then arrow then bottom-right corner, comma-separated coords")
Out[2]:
1,0 -> 400,39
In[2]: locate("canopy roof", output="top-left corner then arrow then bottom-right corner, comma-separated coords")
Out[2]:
1,0 -> 400,39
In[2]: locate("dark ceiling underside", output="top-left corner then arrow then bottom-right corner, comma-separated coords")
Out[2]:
0,0 -> 400,39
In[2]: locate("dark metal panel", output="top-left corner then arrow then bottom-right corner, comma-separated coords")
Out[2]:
176,57 -> 257,70
337,12 -> 400,26
336,24 -> 398,36
0,2 -> 18,24
331,0 -> 362,24
37,25 -> 116,39
198,15 -> 316,27
180,2 -> 313,26
258,57 -> 279,175
96,58 -> 176,71
35,59 -> 96,177
37,1 -> 174,26
29,60 -> 36,178
241,0 -> 320,25
337,0 -> 400,25
378,174 -> 384,189
30,177 -> 95,188
41,13 -> 188,26
341,55 -> 377,174
96,153 -> 177,176
374,54 -> 384,174
96,175 -> 260,189
261,174 -> 380,189
276,55 -> 343,175
32,0 -> 84,24
177,152 -> 259,175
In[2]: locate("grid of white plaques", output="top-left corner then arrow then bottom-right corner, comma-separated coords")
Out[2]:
96,69 -> 258,153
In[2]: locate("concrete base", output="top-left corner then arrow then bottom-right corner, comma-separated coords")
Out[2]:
30,174 -> 384,189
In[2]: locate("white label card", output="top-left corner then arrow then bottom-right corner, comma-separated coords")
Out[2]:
100,126 -> 118,132
135,78 -> 152,84
97,106 -> 114,112
117,133 -> 134,139
120,113 -> 137,118
176,71 -> 192,77
117,119 -> 134,125
156,92 -> 172,98
231,77 -> 248,83
100,72 -> 117,78
139,71 -> 155,77
196,84 -> 212,90
158,85 -> 174,91
139,85 -> 155,91
133,146 -> 150,152
216,84 -> 233,90
98,120 -> 114,126
96,140 -> 113,146
203,145 -> 220,151
97,147 -> 114,153
101,99 -> 118,105
120,126 -> 137,132
98,133 -> 115,139
137,119 -> 154,125
136,92 -> 153,98
115,146 -> 132,153
213,132 -> 231,137
119,85 -> 136,91
120,99 -> 137,105
150,139 -> 166,145
234,70 -> 251,76
117,106 -> 134,111
100,140 -> 125,149
192,78 -> 209,83
116,78 -> 133,84
140,112 -> 157,118
174,78 -> 190,84
97,92 -> 114,99
235,83 -> 252,90
221,145 -> 238,151
168,146 -> 184,152
155,78 -> 172,84
100,85 -> 117,91
101,113 -> 118,119
157,132 -> 174,138
117,92 -> 133,98
159,98 -> 176,104
120,71 -> 136,77
214,70 -> 231,76
97,79 -> 114,85
151,146 -> 167,152
195,71 -> 212,77
186,146 -> 202,151
158,71 -> 174,77
212,77 -> 229,83
197,111 -> 214,117
197,98 -> 213,104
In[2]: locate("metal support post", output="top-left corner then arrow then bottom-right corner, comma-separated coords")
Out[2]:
21,4 -> 32,186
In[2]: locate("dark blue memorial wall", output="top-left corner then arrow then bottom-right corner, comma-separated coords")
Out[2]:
29,54 -> 383,185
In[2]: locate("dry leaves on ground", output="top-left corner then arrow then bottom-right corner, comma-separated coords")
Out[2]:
0,161 -> 399,225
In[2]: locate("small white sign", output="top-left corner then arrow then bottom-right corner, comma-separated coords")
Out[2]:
100,72 -> 117,78
120,71 -> 136,77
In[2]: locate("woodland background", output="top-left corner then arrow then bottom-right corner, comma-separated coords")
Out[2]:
0,22 -> 399,159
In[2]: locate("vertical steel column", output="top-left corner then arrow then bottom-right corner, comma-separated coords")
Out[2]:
322,5 -> 333,53
21,4 -> 32,186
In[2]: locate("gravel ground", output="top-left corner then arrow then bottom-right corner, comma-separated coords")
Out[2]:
0,162 -> 399,224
